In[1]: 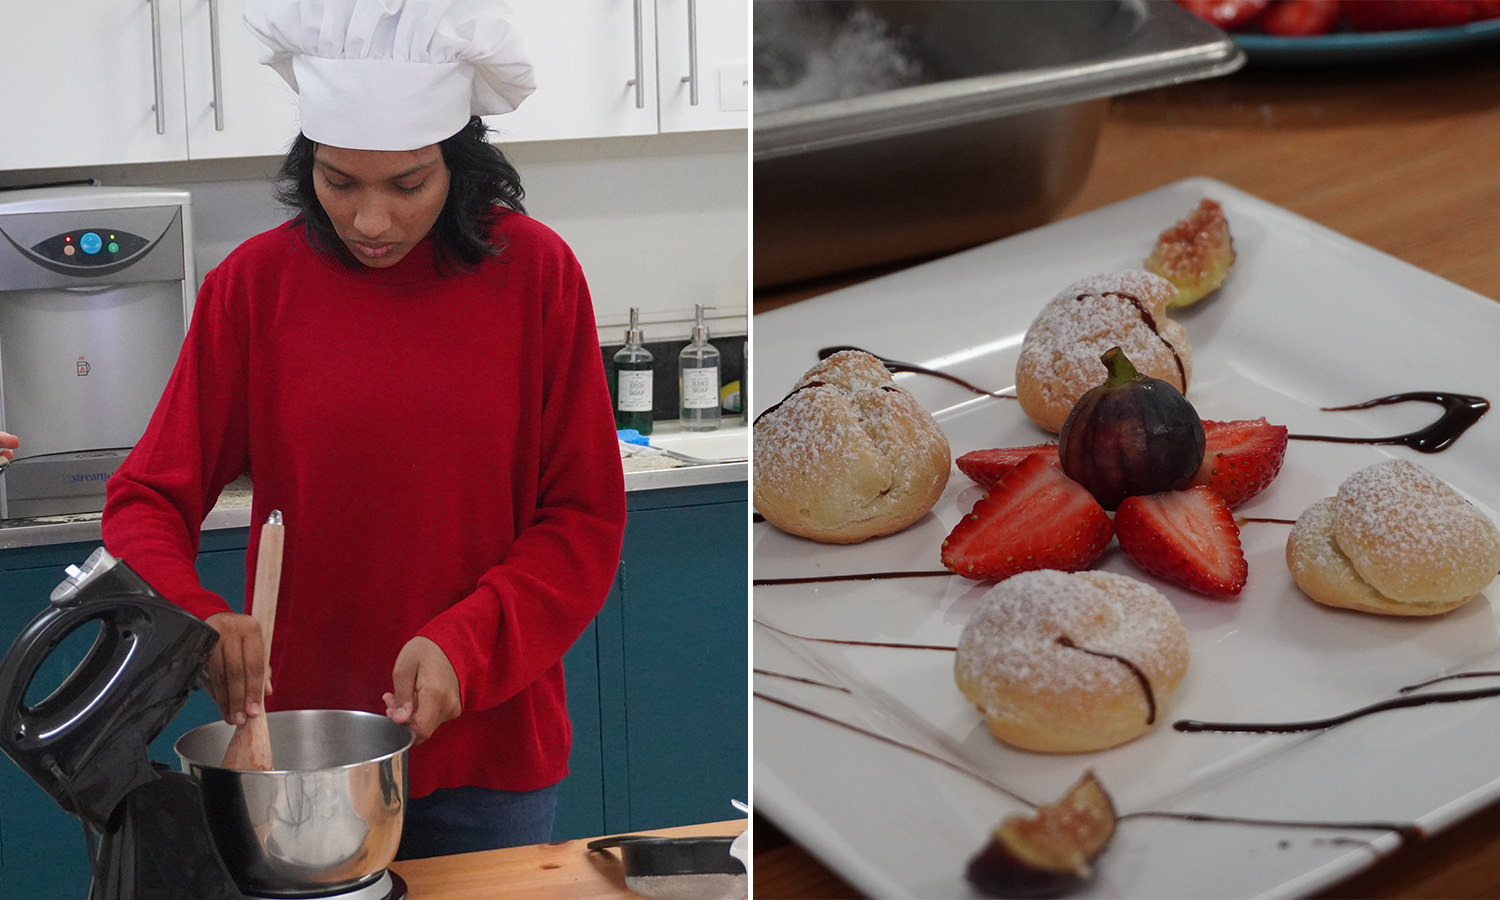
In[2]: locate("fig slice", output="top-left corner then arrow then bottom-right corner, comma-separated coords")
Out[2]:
966,771 -> 1117,898
1144,197 -> 1236,308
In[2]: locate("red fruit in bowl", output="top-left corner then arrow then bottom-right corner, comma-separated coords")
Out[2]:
1058,347 -> 1206,512
1260,0 -> 1340,35
941,454 -> 1113,583
1175,0 -> 1271,30
1342,0 -> 1476,30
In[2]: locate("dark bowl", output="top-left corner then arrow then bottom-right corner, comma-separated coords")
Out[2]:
587,835 -> 745,877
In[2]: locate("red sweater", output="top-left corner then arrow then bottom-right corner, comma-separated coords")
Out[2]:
102,212 -> 626,797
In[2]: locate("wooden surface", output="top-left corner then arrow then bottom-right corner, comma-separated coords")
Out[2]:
751,45 -> 1500,900
387,818 -> 746,899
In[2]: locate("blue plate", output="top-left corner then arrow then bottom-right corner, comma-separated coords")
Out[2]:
1234,17 -> 1500,64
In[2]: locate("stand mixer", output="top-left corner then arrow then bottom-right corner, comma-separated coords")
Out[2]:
0,547 -> 408,900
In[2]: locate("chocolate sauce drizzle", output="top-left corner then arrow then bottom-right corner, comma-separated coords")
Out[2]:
1289,392 -> 1489,453
753,691 -> 1038,806
1086,292 -> 1188,389
1056,636 -> 1157,725
754,618 -> 955,652
1174,685 -> 1500,734
753,379 -> 828,425
816,346 -> 1015,399
1399,670 -> 1500,693
754,569 -> 953,587
1117,811 -> 1424,846
753,688 -> 1422,844
753,668 -> 851,693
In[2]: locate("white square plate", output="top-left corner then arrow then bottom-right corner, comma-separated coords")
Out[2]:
752,178 -> 1500,899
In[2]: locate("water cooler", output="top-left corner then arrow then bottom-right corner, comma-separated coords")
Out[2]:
0,186 -> 195,518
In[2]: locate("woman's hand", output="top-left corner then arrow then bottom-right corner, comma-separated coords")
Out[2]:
0,431 -> 18,464
204,611 -> 270,725
383,636 -> 462,743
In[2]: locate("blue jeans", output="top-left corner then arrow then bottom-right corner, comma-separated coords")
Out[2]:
396,783 -> 559,860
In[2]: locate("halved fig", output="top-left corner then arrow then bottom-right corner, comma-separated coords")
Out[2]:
966,771 -> 1117,898
1144,197 -> 1235,307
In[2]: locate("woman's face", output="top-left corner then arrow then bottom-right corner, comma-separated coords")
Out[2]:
312,144 -> 450,268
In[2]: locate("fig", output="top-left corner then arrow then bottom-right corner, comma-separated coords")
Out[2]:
1059,347 -> 1205,511
1144,197 -> 1236,308
966,771 -> 1117,898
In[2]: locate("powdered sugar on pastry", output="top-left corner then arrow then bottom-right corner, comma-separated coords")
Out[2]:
955,569 -> 1190,753
754,350 -> 951,543
1287,459 -> 1500,615
1015,270 -> 1192,433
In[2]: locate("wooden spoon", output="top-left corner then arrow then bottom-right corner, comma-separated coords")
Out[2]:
221,510 -> 284,771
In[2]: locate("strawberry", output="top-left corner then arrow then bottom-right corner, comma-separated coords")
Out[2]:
1115,487 -> 1248,597
1342,0 -> 1476,30
1175,0 -> 1271,30
1259,0 -> 1340,35
941,454 -> 1113,582
1191,418 -> 1288,508
955,444 -> 1060,488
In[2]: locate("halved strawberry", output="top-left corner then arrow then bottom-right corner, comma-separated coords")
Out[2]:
1115,487 -> 1247,597
1191,418 -> 1288,508
955,444 -> 1060,488
941,454 -> 1113,582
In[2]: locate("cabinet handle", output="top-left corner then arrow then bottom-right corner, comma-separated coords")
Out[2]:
148,0 -> 166,134
626,0 -> 644,109
208,0 -> 225,130
679,0 -> 699,106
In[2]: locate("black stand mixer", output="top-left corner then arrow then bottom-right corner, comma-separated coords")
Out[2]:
0,547 -> 411,900
0,546 -> 245,899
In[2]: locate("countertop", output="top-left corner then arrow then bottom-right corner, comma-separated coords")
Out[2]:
0,423 -> 747,552
387,818 -> 746,900
752,44 -> 1500,900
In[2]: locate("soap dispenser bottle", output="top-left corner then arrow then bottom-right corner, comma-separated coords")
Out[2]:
678,304 -> 721,431
612,308 -> 654,435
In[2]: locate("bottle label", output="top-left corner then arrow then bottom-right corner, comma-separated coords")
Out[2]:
617,370 -> 653,412
681,366 -> 719,409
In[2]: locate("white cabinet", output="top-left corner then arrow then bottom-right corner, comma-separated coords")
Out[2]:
656,0 -> 749,134
495,0 -> 746,144
493,0 -> 661,143
0,0 -> 298,171
179,0 -> 302,160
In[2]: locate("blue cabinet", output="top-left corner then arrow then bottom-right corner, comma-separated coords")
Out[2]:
0,477 -> 747,899
555,480 -> 750,838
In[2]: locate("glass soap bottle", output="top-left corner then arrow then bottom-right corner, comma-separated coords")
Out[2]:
678,304 -> 721,431
612,308 -> 654,435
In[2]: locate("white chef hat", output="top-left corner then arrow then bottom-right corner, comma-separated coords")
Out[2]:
244,0 -> 535,151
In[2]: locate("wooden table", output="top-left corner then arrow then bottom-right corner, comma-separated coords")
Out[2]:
388,819 -> 745,899
752,44 -> 1500,900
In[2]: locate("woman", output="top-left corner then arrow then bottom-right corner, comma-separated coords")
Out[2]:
101,0 -> 625,859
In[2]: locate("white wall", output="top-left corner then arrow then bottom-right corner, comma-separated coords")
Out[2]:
0,129 -> 748,344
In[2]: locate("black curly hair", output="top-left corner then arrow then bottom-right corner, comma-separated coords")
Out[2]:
273,116 -> 526,273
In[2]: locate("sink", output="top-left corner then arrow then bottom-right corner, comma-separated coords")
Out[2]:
647,426 -> 749,462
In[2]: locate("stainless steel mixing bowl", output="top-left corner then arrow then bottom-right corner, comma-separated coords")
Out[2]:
175,709 -> 413,898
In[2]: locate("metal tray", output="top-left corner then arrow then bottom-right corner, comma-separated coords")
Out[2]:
753,0 -> 1243,288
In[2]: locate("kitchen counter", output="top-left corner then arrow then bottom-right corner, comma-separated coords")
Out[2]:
387,818 -> 746,900
752,44 -> 1500,900
0,425 -> 746,552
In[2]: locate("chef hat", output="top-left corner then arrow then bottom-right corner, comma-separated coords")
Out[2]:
244,0 -> 535,151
